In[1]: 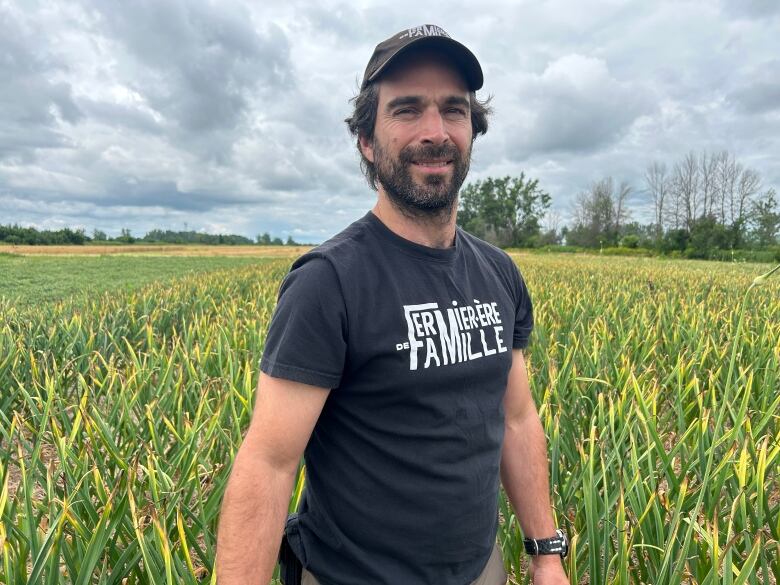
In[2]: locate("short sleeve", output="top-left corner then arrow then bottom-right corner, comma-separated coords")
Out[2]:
260,257 -> 347,389
509,260 -> 534,349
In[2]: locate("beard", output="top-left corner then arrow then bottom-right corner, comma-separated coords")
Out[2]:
372,139 -> 471,220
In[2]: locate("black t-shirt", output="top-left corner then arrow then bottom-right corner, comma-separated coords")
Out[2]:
260,210 -> 533,585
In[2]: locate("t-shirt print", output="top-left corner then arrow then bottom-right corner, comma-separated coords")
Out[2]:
399,298 -> 509,371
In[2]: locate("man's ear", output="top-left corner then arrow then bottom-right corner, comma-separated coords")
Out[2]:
358,134 -> 375,164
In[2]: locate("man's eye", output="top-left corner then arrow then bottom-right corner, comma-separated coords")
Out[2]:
395,108 -> 416,116
445,108 -> 467,116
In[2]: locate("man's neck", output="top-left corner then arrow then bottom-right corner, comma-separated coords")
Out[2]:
371,191 -> 457,249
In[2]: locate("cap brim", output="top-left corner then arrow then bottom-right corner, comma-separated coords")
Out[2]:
366,36 -> 483,91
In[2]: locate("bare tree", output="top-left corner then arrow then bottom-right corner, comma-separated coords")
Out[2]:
644,161 -> 669,239
668,173 -> 683,230
568,177 -> 631,247
615,180 -> 631,236
715,150 -> 740,225
672,151 -> 700,231
634,149 -> 765,249
736,168 -> 761,226
573,191 -> 589,227
699,151 -> 719,218
543,209 -> 562,235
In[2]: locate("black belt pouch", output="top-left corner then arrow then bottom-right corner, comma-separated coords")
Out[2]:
278,515 -> 303,585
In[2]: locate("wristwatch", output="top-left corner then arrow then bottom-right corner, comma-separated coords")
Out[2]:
523,529 -> 569,558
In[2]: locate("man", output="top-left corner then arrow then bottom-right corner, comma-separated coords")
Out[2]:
217,25 -> 569,585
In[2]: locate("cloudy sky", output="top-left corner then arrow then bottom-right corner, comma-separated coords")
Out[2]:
1,0 -> 778,243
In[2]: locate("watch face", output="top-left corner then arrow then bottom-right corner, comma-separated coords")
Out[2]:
558,529 -> 569,558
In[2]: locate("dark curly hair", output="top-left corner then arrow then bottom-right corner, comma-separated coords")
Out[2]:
345,82 -> 492,190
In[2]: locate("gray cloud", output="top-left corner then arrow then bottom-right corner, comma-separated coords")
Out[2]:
501,54 -> 654,160
0,4 -> 83,161
721,0 -> 780,19
77,98 -> 164,135
88,0 -> 294,162
0,0 -> 778,241
727,60 -> 780,114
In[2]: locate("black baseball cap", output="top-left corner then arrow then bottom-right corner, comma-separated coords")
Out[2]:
361,24 -> 483,91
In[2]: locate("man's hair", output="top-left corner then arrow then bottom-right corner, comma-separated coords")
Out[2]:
344,83 -> 492,190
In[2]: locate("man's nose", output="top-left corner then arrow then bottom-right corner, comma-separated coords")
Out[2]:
418,108 -> 449,144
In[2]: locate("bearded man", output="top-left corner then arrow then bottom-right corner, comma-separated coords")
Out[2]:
216,24 -> 569,585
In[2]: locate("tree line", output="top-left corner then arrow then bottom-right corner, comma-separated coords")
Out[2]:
3,149 -> 776,260
0,226 -> 302,246
457,149 -> 779,262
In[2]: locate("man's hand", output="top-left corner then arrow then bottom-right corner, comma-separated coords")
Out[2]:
500,350 -> 570,584
529,556 -> 569,584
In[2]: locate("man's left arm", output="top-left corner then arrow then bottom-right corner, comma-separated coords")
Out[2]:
500,348 -> 568,584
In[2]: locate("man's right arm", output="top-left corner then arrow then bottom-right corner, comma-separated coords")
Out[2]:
216,371 -> 331,585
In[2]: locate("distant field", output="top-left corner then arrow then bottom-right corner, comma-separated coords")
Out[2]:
0,243 -> 311,256
0,253 -> 300,306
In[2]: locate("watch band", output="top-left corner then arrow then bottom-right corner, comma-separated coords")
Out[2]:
523,528 -> 569,558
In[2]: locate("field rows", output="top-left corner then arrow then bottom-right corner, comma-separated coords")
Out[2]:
1,254 -> 778,583
0,255 -> 276,307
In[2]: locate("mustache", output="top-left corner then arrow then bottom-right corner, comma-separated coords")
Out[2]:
398,143 -> 461,164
